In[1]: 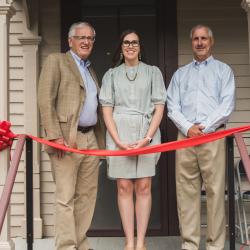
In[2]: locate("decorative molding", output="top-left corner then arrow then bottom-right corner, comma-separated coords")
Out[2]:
242,0 -> 250,12
0,2 -> 15,17
241,0 -> 250,65
19,36 -> 42,45
0,0 -> 13,5
22,0 -> 30,29
18,33 -> 43,239
0,1 -> 15,248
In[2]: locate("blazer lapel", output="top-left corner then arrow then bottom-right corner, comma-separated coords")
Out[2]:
65,51 -> 85,89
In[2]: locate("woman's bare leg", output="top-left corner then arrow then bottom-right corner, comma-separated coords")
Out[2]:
117,179 -> 135,248
135,177 -> 152,248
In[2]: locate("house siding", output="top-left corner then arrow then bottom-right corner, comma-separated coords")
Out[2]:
9,1 -> 25,237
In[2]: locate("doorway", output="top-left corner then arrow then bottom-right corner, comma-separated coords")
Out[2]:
61,0 -> 178,236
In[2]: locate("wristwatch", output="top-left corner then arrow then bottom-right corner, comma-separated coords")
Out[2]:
145,136 -> 152,144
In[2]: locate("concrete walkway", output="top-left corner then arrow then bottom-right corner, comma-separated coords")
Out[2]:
14,237 -> 244,250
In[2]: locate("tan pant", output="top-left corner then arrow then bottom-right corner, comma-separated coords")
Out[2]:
176,132 -> 226,250
50,130 -> 100,250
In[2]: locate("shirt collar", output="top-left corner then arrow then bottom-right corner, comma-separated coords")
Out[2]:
70,50 -> 91,68
193,55 -> 214,66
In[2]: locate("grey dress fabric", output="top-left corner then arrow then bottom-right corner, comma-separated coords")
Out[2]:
99,62 -> 167,179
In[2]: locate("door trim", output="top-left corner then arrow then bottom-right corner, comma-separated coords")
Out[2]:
156,0 -> 179,236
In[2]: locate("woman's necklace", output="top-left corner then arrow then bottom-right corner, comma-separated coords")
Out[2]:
125,63 -> 140,81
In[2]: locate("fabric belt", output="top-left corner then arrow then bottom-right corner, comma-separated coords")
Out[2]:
77,126 -> 94,133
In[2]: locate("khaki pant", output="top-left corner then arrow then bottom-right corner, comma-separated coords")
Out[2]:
176,132 -> 226,250
50,130 -> 99,250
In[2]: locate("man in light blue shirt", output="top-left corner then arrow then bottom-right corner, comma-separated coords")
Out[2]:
167,24 -> 235,250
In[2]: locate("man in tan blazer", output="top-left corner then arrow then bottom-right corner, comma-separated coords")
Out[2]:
38,22 -> 104,250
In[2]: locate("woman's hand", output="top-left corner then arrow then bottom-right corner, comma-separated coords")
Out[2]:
129,138 -> 149,149
116,141 -> 133,150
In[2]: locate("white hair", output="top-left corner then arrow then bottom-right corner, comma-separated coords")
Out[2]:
190,24 -> 213,39
68,22 -> 96,38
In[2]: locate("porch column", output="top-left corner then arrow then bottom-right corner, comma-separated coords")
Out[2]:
242,0 -> 250,63
19,36 -> 42,239
0,1 -> 15,250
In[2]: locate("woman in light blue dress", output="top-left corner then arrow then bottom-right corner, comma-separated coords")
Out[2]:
99,30 -> 166,250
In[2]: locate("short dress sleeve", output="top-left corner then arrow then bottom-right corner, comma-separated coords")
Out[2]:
151,66 -> 167,104
99,68 -> 114,107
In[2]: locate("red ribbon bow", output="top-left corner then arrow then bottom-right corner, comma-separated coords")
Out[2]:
0,121 -> 16,152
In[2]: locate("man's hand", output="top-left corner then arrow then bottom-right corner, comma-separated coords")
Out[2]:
50,137 -> 67,158
187,124 -> 205,138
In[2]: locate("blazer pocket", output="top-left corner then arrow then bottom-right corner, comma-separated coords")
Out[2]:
58,114 -> 68,123
58,114 -> 71,151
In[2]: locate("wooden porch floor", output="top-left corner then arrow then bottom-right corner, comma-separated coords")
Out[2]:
14,236 -> 245,250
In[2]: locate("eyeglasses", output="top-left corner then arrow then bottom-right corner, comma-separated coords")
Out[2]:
72,36 -> 95,42
122,40 -> 140,47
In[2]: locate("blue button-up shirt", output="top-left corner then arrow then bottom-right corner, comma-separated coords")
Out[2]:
167,56 -> 235,136
70,50 -> 98,127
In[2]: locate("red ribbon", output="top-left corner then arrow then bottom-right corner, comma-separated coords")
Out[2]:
28,125 -> 250,156
1,120 -> 250,156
